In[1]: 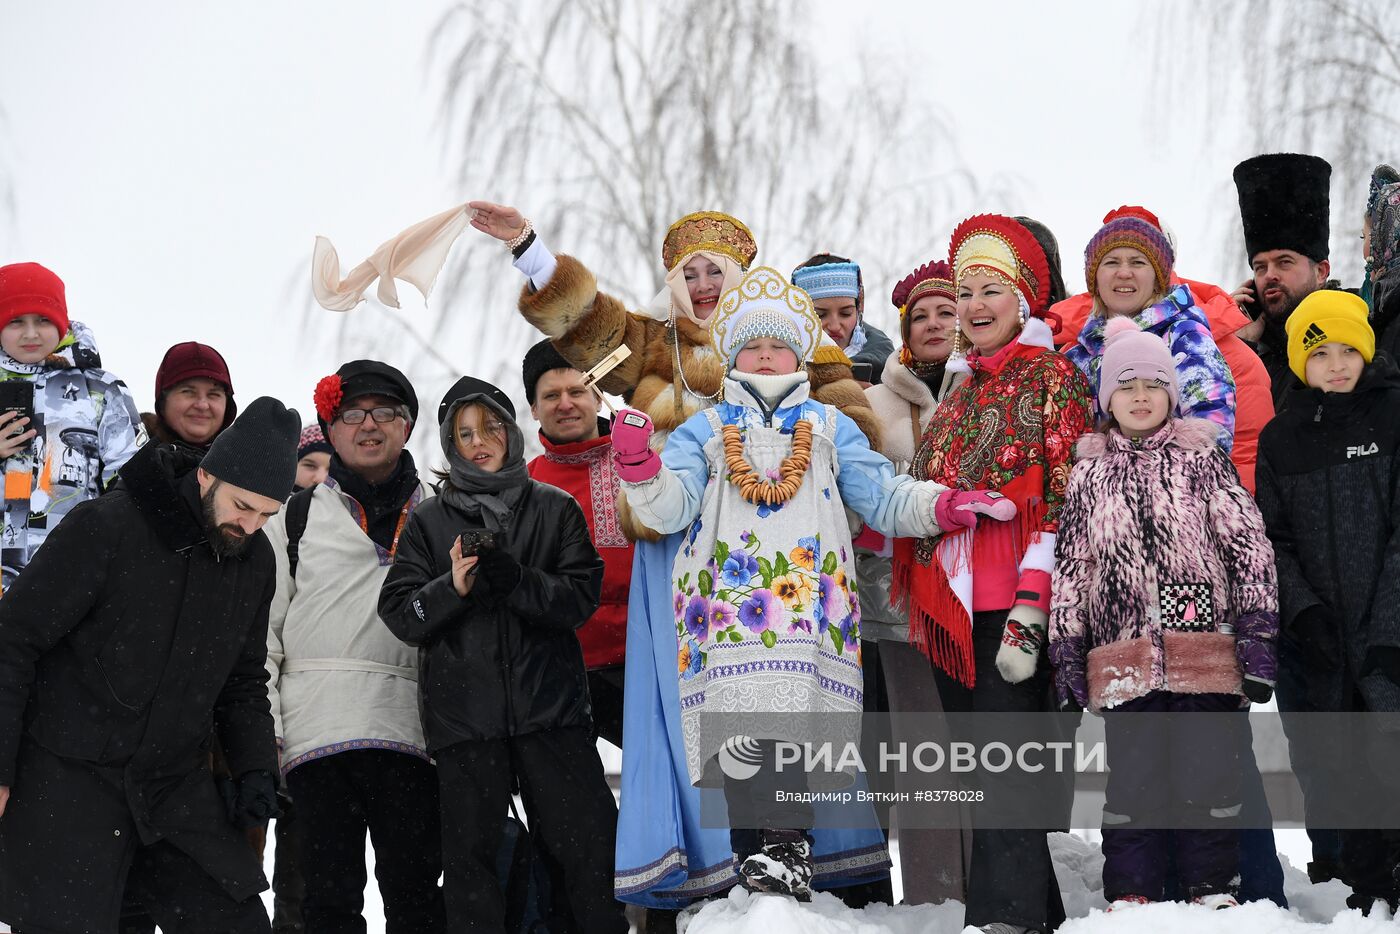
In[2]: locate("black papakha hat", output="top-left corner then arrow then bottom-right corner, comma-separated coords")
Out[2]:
1234,153 -> 1332,263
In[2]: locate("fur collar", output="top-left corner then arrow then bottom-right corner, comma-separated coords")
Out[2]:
1075,417 -> 1222,460
878,351 -> 936,409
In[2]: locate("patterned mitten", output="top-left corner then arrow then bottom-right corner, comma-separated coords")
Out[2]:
933,489 -> 1017,531
996,569 -> 1051,684
611,409 -> 661,483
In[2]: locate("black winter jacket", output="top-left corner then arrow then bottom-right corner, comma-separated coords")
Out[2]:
1255,355 -> 1400,712
0,442 -> 278,929
378,479 -> 603,750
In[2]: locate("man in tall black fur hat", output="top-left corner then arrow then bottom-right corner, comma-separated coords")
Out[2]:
1232,152 -> 1336,405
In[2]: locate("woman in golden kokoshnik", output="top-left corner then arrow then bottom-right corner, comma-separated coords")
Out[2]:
467,203 -> 891,912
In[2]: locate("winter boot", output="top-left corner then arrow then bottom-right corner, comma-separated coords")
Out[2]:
737,829 -> 813,901
1308,858 -> 1344,885
1107,895 -> 1153,911
1191,893 -> 1239,910
1345,892 -> 1398,919
960,924 -> 1032,934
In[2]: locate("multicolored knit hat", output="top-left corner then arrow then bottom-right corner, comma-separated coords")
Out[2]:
948,214 -> 1052,315
297,424 -> 333,460
709,266 -> 823,368
792,261 -> 860,300
1085,207 -> 1175,299
1285,289 -> 1374,383
661,211 -> 758,272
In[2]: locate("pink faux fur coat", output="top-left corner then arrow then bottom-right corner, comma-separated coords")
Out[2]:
1048,418 -> 1279,711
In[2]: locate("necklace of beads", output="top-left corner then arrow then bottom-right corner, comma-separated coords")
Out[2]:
721,420 -> 813,506
670,314 -> 722,403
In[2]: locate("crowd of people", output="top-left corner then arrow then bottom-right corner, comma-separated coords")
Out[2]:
0,150 -> 1396,934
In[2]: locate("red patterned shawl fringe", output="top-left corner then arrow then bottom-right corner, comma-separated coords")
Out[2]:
891,469 -> 1050,689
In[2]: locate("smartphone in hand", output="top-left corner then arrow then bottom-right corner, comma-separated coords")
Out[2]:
0,381 -> 36,435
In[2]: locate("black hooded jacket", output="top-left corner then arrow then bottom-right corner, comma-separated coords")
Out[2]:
1255,354 -> 1400,711
378,472 -> 603,749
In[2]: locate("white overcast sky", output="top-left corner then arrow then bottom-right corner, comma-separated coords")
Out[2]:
0,1 -> 1354,436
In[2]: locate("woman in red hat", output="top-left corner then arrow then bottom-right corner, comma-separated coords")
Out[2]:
143,341 -> 237,450
901,216 -> 1093,933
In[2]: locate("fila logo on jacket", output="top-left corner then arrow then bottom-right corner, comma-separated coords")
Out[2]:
1347,442 -> 1380,459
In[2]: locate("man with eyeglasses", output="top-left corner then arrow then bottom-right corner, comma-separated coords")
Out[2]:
262,360 -> 445,932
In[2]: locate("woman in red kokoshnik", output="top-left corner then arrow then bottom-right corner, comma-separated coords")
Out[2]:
901,214 -> 1092,934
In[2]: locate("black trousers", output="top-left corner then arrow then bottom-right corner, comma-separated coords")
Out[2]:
271,793 -> 305,933
108,840 -> 269,934
283,749 -> 444,934
435,727 -> 627,934
721,739 -> 815,859
1100,691 -> 1243,901
932,612 -> 1066,933
589,666 -> 626,750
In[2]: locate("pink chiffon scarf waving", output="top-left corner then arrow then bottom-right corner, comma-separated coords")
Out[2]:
312,202 -> 473,312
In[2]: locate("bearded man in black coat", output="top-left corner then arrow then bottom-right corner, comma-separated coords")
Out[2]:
0,396 -> 301,934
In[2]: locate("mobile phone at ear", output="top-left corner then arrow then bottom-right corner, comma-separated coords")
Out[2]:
0,381 -> 35,430
849,362 -> 873,383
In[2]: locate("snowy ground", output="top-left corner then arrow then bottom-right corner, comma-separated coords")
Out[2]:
674,833 -> 1392,933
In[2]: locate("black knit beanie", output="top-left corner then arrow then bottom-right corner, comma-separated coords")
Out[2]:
521,339 -> 577,405
202,396 -> 301,502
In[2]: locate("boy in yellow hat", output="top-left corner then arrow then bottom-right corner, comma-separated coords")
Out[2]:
1255,289 -> 1400,914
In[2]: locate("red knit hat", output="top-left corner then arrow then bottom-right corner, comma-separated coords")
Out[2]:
0,262 -> 71,336
154,342 -> 238,428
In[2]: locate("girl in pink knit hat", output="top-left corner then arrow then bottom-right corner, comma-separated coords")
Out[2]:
1050,316 -> 1278,912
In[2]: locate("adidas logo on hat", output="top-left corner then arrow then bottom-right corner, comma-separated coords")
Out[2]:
1302,322 -> 1329,351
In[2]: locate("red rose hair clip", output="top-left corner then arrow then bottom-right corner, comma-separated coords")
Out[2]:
314,374 -> 344,422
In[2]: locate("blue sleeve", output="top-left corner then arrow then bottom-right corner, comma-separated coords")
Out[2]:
1169,319 -> 1237,453
831,410 -> 943,538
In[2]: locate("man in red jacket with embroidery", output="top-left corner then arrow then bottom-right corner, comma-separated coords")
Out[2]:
522,340 -> 631,748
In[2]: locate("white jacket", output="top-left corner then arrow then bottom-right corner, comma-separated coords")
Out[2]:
264,479 -> 431,775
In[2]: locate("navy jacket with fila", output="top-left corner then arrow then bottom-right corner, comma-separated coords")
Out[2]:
1255,353 -> 1400,712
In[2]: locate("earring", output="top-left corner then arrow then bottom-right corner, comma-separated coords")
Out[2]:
1017,297 -> 1028,328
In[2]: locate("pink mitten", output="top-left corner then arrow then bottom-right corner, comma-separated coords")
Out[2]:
934,490 -> 1017,530
612,409 -> 661,483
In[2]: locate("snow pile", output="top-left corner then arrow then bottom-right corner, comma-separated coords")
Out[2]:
674,833 -> 1395,933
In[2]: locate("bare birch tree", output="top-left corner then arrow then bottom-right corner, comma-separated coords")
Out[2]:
1173,0 -> 1398,283
316,0 -> 993,402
